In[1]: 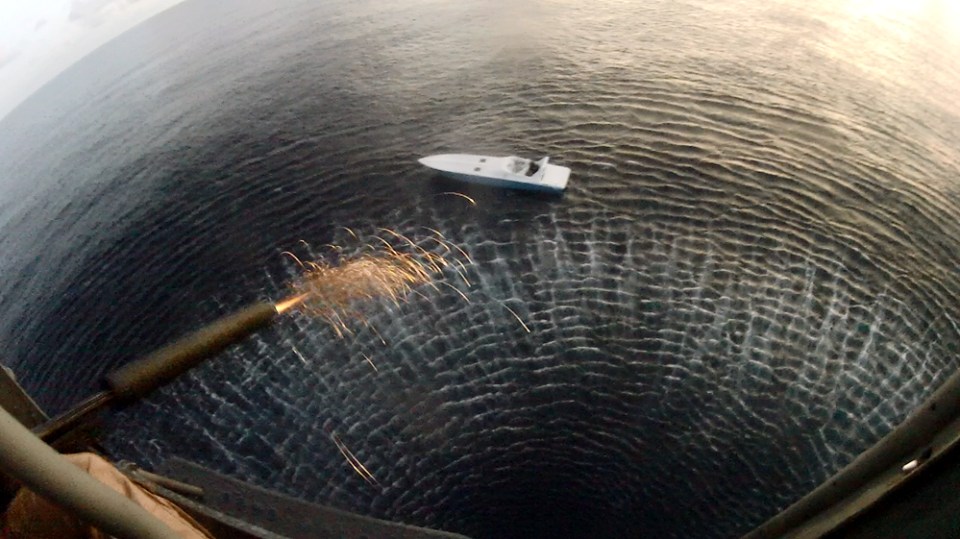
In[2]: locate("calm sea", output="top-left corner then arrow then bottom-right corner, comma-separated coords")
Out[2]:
1,0 -> 959,537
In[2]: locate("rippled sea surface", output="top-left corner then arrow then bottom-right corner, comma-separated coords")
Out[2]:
2,0 -> 960,537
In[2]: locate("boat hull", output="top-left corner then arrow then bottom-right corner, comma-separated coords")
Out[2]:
419,154 -> 570,192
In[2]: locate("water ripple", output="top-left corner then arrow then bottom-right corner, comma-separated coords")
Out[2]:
0,0 -> 959,538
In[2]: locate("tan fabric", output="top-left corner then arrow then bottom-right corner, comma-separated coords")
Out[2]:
3,452 -> 211,538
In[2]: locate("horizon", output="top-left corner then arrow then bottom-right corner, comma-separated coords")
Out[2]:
0,0 -> 186,122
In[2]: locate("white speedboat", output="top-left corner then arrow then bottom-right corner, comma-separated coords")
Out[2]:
418,154 -> 570,193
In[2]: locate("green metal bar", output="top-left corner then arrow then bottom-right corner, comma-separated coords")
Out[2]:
34,301 -> 280,443
105,301 -> 278,401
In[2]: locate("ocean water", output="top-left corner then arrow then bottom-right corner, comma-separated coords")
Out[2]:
1,0 -> 960,537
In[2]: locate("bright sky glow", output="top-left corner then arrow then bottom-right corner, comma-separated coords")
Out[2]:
0,0 -> 956,122
0,0 -> 185,121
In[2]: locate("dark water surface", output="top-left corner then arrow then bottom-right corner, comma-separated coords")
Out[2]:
1,0 -> 960,537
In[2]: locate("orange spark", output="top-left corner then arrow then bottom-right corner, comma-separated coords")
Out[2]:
502,304 -> 531,333
437,192 -> 477,206
281,229 -> 473,338
332,433 -> 379,487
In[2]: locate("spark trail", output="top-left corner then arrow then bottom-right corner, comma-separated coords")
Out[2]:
280,229 -> 472,338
